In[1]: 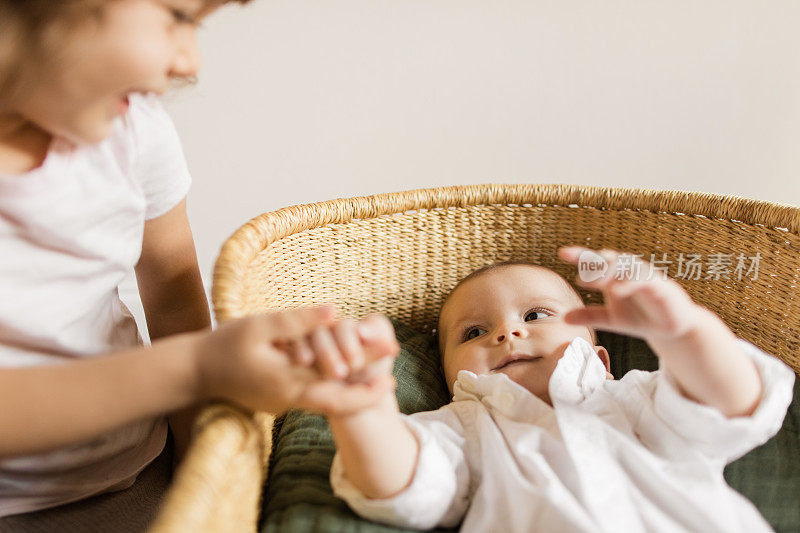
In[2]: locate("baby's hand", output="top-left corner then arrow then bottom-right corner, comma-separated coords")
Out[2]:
283,313 -> 400,386
558,246 -> 705,342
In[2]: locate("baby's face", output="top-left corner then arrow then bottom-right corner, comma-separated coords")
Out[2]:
438,265 -> 599,405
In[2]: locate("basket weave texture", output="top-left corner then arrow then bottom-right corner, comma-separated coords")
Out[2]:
152,184 -> 800,532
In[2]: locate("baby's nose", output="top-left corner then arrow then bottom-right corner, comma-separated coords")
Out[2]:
496,328 -> 522,343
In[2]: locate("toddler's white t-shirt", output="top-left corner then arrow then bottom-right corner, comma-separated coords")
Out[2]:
0,94 -> 191,517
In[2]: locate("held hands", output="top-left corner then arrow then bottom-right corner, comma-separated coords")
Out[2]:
279,313 -> 399,386
192,306 -> 399,417
558,246 -> 707,343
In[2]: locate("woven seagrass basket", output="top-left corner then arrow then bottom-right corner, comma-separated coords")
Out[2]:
149,184 -> 800,532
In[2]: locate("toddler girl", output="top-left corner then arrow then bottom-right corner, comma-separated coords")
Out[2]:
0,1 -> 393,529
303,247 -> 794,532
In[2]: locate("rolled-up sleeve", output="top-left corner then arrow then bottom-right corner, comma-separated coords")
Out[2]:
651,339 -> 795,465
330,408 -> 471,530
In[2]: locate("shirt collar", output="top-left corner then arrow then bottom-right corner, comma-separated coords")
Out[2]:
452,337 -> 607,411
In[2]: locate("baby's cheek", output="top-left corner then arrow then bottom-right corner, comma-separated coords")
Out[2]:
565,325 -> 595,346
444,349 -> 486,382
441,352 -> 459,389
465,352 -> 492,374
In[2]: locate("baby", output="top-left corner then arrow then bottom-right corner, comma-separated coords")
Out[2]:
300,246 -> 795,532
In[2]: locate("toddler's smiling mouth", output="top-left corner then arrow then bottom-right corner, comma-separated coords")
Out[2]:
492,354 -> 542,371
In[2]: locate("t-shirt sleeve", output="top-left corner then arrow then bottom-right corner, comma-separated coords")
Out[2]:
126,93 -> 192,220
648,338 -> 795,466
330,407 -> 471,530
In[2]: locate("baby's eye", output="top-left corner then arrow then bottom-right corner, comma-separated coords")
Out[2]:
524,310 -> 549,321
463,326 -> 487,342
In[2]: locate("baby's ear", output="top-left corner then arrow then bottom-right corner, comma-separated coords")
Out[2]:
594,346 -> 613,379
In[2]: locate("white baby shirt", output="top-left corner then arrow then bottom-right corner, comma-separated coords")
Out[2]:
331,337 -> 795,532
0,94 -> 191,516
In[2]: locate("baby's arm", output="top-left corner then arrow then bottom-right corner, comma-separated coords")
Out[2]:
299,317 -> 472,529
559,246 -> 762,418
290,315 -> 420,498
328,394 -> 419,499
642,307 -> 762,418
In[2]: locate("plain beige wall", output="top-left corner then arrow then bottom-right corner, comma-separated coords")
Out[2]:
160,0 -> 800,290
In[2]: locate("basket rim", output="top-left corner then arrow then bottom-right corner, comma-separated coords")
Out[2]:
212,183 -> 800,322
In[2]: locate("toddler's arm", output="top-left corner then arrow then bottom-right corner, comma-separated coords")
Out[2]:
135,199 -> 210,342
135,198 -> 211,460
559,246 -> 763,418
0,332 -> 200,458
0,306 -> 391,458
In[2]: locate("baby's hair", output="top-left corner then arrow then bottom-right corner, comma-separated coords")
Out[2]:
0,0 -> 251,100
437,260 -> 598,349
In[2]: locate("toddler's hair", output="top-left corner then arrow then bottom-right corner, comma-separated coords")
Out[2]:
437,260 -> 598,350
0,0 -> 251,101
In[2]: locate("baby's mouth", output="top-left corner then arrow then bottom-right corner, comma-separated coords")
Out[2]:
492,354 -> 542,371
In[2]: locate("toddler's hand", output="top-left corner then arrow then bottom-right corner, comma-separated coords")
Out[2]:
285,313 -> 400,384
558,246 -> 705,342
192,305 -> 395,416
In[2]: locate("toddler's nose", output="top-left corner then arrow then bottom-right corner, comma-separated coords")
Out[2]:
170,31 -> 202,79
